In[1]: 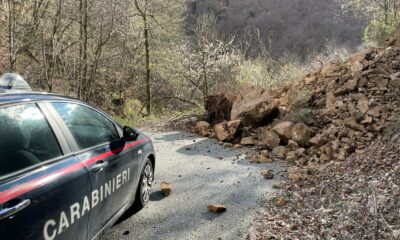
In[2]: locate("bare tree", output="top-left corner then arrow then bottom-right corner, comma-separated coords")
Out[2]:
134,0 -> 152,115
180,13 -> 241,106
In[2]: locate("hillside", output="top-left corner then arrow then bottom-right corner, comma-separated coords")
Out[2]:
194,31 -> 400,239
187,0 -> 366,57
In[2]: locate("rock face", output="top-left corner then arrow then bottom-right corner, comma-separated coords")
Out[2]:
214,120 -> 241,141
231,86 -> 279,127
291,123 -> 313,147
195,121 -> 210,136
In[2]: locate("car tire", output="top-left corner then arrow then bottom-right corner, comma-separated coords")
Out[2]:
133,158 -> 153,210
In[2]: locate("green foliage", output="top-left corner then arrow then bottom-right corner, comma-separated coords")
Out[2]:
365,18 -> 400,44
236,59 -> 276,87
341,0 -> 400,45
235,40 -> 350,90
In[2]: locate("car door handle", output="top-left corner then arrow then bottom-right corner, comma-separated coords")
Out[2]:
91,161 -> 108,172
0,199 -> 31,220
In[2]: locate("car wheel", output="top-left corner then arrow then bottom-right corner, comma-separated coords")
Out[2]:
133,158 -> 153,210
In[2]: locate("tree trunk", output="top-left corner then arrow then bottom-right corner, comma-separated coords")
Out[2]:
135,0 -> 152,115
144,22 -> 152,115
384,0 -> 389,25
78,0 -> 88,100
7,0 -> 16,71
201,50 -> 209,106
46,0 -> 63,92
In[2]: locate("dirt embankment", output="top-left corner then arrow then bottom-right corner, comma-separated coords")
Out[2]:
192,32 -> 400,238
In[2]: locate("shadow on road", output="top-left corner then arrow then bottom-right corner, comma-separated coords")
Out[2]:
114,191 -> 166,226
153,131 -> 240,161
115,207 -> 141,225
150,191 -> 165,201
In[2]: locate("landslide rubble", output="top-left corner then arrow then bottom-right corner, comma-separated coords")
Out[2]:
196,33 -> 400,168
248,142 -> 400,239
192,32 -> 400,238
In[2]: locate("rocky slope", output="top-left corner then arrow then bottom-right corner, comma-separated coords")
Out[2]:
193,32 -> 400,238
197,32 -> 400,170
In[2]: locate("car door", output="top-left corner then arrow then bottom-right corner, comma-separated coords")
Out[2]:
0,103 -> 92,240
47,101 -> 138,239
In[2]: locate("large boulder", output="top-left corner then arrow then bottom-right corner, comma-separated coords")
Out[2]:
214,120 -> 241,142
231,86 -> 279,127
291,123 -> 313,146
205,93 -> 236,125
273,121 -> 293,141
195,121 -> 210,136
260,129 -> 280,149
272,146 -> 288,159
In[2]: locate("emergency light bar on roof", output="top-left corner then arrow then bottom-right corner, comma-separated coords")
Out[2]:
0,73 -> 32,92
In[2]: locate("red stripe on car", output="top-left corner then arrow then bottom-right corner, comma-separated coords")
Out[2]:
0,138 -> 148,204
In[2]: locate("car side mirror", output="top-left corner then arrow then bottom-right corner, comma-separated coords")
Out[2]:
123,126 -> 139,141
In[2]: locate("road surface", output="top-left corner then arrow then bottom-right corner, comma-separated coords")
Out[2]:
101,130 -> 284,240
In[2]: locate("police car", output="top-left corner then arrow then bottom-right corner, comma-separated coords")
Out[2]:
0,74 -> 156,240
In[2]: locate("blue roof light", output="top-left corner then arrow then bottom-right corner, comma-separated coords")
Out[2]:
0,73 -> 32,92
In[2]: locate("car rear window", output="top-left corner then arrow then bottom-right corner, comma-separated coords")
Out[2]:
0,104 -> 62,177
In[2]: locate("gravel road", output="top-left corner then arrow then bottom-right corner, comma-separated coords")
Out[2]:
101,130 -> 284,240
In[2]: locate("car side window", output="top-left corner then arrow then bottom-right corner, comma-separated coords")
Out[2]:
0,104 -> 62,177
52,102 -> 120,150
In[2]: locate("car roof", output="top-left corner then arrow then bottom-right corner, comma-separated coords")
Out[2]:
0,91 -> 81,105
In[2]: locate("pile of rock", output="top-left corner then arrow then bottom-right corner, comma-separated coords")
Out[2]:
195,33 -> 400,168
